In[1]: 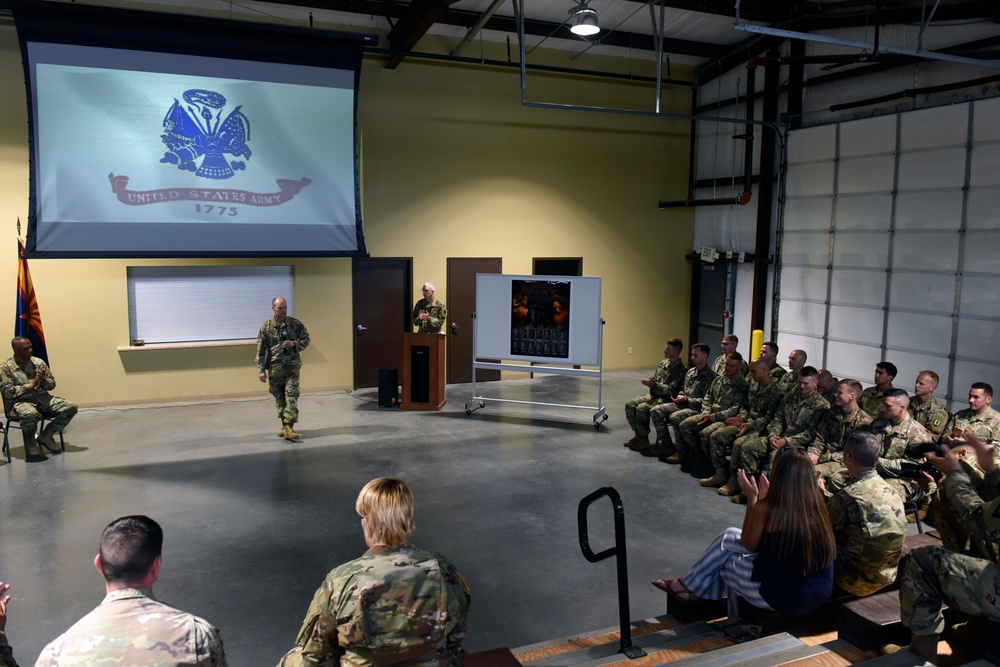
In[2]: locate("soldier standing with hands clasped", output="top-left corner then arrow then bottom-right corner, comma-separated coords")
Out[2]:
257,297 -> 310,441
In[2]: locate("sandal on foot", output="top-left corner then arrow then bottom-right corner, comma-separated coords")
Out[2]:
650,578 -> 700,601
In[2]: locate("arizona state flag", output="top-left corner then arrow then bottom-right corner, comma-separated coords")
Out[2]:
15,241 -> 48,365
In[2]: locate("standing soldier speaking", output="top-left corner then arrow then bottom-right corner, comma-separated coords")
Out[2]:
257,297 -> 310,440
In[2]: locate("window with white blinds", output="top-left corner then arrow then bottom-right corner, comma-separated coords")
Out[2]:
127,266 -> 294,344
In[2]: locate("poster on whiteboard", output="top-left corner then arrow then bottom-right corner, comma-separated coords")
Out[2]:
510,279 -> 570,359
476,274 -> 601,366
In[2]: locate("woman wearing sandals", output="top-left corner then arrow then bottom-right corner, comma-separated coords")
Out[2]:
652,447 -> 836,640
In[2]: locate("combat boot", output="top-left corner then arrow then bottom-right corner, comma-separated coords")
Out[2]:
23,433 -> 47,463
37,426 -> 61,455
700,469 -> 729,487
623,432 -> 641,448
731,493 -> 746,504
278,425 -> 289,438
284,424 -> 301,439
718,478 -> 739,496
664,453 -> 683,464
629,434 -> 650,451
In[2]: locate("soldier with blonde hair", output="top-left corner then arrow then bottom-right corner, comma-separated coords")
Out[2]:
279,478 -> 471,667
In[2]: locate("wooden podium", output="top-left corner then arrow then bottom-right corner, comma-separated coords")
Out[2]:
401,332 -> 446,410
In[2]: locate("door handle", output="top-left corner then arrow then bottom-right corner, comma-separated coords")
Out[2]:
356,324 -> 367,335
451,322 -> 460,333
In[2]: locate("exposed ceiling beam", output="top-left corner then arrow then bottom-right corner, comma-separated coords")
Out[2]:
697,0 -> 1000,85
386,0 -> 462,68
619,0 -> 791,25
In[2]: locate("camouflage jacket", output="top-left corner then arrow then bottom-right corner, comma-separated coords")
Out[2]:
677,366 -> 717,412
827,470 -> 906,596
700,373 -> 750,423
0,355 -> 56,407
944,467 -> 1000,561
908,396 -> 951,443
860,384 -> 893,419
280,544 -> 471,667
738,380 -> 786,436
35,588 -> 226,667
0,631 -> 17,667
256,317 -> 310,374
777,371 -> 799,395
768,363 -> 787,381
411,299 -> 447,334
811,406 -> 874,462
650,359 -> 686,401
942,407 -> 1000,454
869,415 -> 933,478
766,390 -> 830,447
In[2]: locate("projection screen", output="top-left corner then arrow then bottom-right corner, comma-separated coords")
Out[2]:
14,2 -> 375,258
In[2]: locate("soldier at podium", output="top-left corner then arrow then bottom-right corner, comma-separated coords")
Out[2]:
412,282 -> 447,334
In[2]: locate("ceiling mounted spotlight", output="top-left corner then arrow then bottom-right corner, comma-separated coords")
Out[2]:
568,1 -> 599,37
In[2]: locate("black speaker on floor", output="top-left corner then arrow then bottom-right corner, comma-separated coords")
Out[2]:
378,368 -> 399,408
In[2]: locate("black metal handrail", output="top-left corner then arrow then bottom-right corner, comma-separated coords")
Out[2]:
577,487 -> 646,659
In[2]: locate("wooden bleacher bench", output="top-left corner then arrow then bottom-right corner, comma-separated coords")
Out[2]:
664,586 -> 727,623
839,590 -> 915,651
467,647 -> 523,667
736,588 -> 855,634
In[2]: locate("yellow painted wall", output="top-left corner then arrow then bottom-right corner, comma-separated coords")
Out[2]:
0,20 -> 695,406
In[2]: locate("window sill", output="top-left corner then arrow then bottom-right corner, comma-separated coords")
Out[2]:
116,339 -> 256,352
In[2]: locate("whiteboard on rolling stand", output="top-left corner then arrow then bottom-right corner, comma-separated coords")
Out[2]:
474,274 -> 602,367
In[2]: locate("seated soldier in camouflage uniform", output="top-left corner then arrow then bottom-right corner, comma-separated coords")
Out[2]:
713,359 -> 785,498
0,336 -> 77,463
670,352 -> 748,477
776,349 -> 806,394
728,367 -> 829,503
279,478 -> 471,667
932,382 -> 1000,554
623,339 -> 685,451
890,431 -> 1000,664
650,344 -> 715,459
817,370 -> 838,406
710,335 -> 748,377
828,389 -> 932,502
822,432 -> 906,597
810,379 -> 873,484
757,341 -> 787,383
36,516 -> 227,666
909,370 -> 951,444
859,361 -> 896,419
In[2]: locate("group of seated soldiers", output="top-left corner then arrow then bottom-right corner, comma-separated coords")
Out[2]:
626,336 -> 1000,662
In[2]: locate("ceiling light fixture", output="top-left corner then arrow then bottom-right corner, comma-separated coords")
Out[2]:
569,1 -> 600,37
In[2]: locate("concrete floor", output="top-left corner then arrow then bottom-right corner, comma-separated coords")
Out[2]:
0,371 -> 749,666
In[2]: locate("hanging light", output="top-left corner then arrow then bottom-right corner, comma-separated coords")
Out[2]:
569,1 -> 599,37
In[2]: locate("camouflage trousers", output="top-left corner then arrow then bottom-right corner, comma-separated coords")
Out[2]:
268,368 -> 301,426
11,396 -> 78,435
901,545 -> 1000,636
729,434 -> 771,477
625,395 -> 665,436
708,424 -> 744,469
934,457 -> 998,556
648,403 -> 687,442
816,460 -> 846,485
664,409 -> 699,453
678,417 -> 727,462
